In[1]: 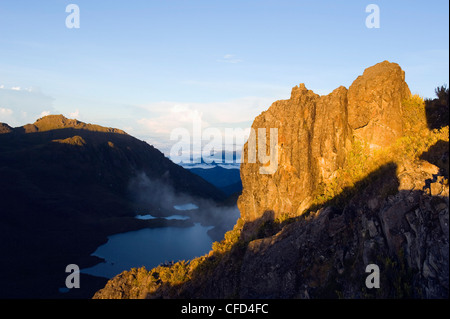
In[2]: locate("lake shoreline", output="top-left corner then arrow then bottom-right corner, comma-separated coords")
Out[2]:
82,221 -> 215,279
60,203 -> 239,298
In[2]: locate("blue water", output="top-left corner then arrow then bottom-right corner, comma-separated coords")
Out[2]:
82,223 -> 214,279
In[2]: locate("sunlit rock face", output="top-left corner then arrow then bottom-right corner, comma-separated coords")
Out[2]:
238,61 -> 411,232
348,60 -> 411,148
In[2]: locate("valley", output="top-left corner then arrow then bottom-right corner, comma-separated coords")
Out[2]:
0,115 -> 233,298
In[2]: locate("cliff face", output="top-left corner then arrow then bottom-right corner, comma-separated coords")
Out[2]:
94,61 -> 449,299
238,61 -> 411,233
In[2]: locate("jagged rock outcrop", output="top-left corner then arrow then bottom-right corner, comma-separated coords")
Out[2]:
348,60 -> 411,148
238,61 -> 410,232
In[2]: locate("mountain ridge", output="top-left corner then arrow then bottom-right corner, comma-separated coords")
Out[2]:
19,114 -> 128,134
188,166 -> 242,197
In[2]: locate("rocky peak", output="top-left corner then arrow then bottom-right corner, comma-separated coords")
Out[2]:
290,83 -> 309,99
348,60 -> 411,148
238,61 -> 411,232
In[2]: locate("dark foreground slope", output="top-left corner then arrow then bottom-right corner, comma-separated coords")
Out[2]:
94,61 -> 449,299
94,159 -> 449,299
0,115 -> 225,298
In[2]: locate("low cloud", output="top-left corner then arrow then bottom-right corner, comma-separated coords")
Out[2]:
137,96 -> 272,133
0,107 -> 13,116
68,109 -> 80,118
137,103 -> 209,135
129,172 -> 240,241
135,97 -> 272,159
0,107 -> 14,123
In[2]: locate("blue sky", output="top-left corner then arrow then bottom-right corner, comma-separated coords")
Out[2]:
0,0 -> 448,155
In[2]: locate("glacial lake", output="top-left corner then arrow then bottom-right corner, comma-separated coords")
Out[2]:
82,204 -> 213,279
82,222 -> 214,279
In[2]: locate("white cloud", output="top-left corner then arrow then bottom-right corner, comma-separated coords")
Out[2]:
217,54 -> 243,64
0,85 -> 55,126
40,110 -> 51,117
137,104 -> 209,135
0,107 -> 13,116
68,109 -> 80,118
0,108 -> 14,123
0,86 -> 35,92
135,96 -> 275,160
138,96 -> 273,129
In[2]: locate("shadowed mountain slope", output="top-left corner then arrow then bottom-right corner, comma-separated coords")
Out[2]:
0,115 -> 225,298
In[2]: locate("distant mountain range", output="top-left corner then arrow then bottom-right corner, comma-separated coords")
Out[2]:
188,165 -> 242,197
0,115 -> 227,298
